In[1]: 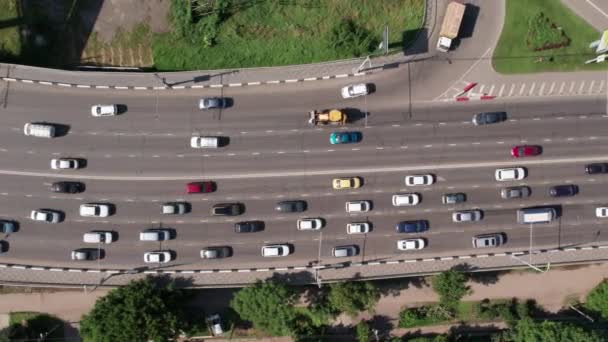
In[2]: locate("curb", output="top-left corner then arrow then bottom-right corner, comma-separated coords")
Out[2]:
0,72 -> 371,91
1,244 -> 606,276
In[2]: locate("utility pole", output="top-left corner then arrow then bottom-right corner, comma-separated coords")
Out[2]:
315,232 -> 323,288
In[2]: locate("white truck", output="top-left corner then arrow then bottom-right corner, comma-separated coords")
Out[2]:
436,1 -> 466,52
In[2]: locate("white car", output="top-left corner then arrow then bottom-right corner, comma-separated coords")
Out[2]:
91,104 -> 118,117
296,218 -> 324,230
341,83 -> 369,99
50,158 -> 80,170
83,231 -> 114,244
144,251 -> 173,263
397,238 -> 426,251
596,207 -> 608,218
495,167 -> 526,181
162,202 -> 187,215
392,193 -> 420,206
452,210 -> 483,222
405,174 -> 435,186
261,244 -> 291,257
79,203 -> 111,217
346,222 -> 370,234
30,209 -> 61,223
345,200 -> 371,213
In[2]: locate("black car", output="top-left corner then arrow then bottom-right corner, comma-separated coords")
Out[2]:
211,203 -> 243,216
585,163 -> 608,174
275,200 -> 307,213
234,221 -> 264,233
549,185 -> 578,197
51,181 -> 84,194
472,111 -> 507,125
396,220 -> 429,233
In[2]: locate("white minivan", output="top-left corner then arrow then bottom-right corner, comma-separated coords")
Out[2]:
190,136 -> 220,148
23,123 -> 55,138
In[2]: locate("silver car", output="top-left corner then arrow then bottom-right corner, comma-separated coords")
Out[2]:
199,97 -> 226,110
332,245 -> 359,258
30,209 -> 61,223
452,210 -> 483,222
501,186 -> 531,199
472,233 -> 504,248
200,247 -> 231,259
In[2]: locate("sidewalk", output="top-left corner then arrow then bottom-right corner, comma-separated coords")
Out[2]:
0,263 -> 607,340
336,263 -> 608,336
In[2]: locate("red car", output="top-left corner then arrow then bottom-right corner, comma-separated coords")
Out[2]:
187,181 -> 215,194
511,145 -> 541,158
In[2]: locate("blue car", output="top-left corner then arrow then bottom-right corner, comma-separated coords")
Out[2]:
329,131 -> 362,145
395,220 -> 428,233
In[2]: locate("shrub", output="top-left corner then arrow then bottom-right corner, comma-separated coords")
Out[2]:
398,306 -> 450,328
355,320 -> 371,342
526,11 -> 570,51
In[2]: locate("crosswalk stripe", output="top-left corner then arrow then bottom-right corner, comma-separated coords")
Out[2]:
508,84 -> 515,96
488,84 -> 495,95
498,84 -> 505,97
589,80 -> 595,93
578,81 -> 585,94
548,82 -> 555,94
559,82 -> 565,94
569,81 -> 575,93
519,84 -> 526,96
538,82 -> 545,96
528,82 -> 536,96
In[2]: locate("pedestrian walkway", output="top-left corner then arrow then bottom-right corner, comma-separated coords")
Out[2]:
336,263 -> 608,337
1,263 -> 606,341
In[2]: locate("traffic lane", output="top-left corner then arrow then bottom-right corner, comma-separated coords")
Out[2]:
4,81 -> 605,134
0,169 -> 603,223
0,157 -> 605,207
3,122 -> 608,178
3,73 -> 393,132
4,210 -> 608,269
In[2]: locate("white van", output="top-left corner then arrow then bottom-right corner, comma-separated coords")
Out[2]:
517,207 -> 556,224
190,136 -> 220,148
23,123 -> 55,138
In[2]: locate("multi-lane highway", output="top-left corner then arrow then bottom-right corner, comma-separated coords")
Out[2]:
1,70 -> 608,274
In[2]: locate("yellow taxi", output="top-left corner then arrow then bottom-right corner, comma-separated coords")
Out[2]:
332,177 -> 362,189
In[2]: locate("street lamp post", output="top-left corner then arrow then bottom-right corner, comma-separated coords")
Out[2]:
315,232 -> 323,288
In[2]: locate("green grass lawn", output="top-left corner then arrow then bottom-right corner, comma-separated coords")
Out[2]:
492,0 -> 606,73
0,0 -> 21,60
153,0 -> 425,71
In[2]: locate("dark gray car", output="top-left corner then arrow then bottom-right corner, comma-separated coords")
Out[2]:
234,221 -> 264,233
51,181 -> 84,194
442,193 -> 466,204
501,186 -> 531,199
472,111 -> 507,125
396,220 -> 429,233
275,200 -> 307,213
211,203 -> 243,216
0,220 -> 15,234
549,185 -> 578,197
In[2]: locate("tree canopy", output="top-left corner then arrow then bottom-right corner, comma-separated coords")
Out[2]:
431,270 -> 470,312
327,281 -> 380,316
230,280 -> 297,336
500,317 -> 604,342
80,277 -> 193,342
586,280 -> 608,320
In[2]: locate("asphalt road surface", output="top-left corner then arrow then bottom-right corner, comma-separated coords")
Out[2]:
0,74 -> 607,272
